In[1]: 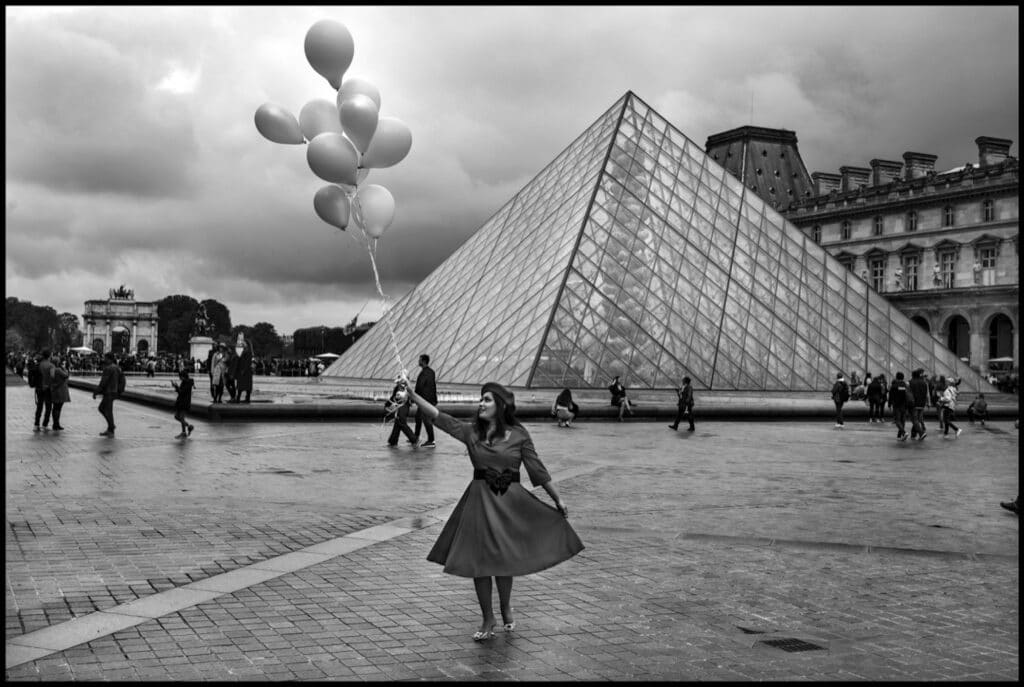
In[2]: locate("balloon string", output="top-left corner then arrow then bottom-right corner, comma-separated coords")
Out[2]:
351,195 -> 405,375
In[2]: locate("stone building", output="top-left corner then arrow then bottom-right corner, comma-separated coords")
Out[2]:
82,285 -> 159,357
707,129 -> 1018,378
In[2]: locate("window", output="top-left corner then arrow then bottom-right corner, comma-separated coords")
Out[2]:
812,225 -> 821,244
840,220 -> 851,240
939,251 -> 956,289
983,199 -> 995,222
906,210 -> 918,232
943,205 -> 955,227
869,256 -> 886,292
838,256 -> 854,272
978,245 -> 998,285
873,216 -> 884,236
902,254 -> 920,291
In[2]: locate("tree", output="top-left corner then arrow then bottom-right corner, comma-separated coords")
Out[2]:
6,328 -> 26,354
157,295 -> 199,354
248,322 -> 283,357
5,298 -> 61,351
57,312 -> 82,349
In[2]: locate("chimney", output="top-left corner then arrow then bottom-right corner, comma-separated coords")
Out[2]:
902,152 -> 938,180
839,165 -> 870,192
975,136 -> 1012,166
869,159 -> 903,186
811,171 -> 841,196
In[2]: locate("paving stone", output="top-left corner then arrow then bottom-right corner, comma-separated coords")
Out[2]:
4,383 -> 1019,680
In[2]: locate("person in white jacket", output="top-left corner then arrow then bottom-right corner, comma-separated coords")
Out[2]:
939,377 -> 962,438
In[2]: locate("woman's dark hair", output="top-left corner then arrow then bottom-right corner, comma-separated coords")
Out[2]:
555,388 -> 573,406
475,388 -> 520,443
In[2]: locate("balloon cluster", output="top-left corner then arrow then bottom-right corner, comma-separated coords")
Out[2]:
254,19 -> 412,240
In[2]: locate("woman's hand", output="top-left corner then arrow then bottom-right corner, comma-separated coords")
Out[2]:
556,501 -> 569,518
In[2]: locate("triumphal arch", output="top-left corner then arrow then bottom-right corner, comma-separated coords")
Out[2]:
82,285 -> 159,356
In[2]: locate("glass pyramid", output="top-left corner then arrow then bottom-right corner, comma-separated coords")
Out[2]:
327,92 -> 989,392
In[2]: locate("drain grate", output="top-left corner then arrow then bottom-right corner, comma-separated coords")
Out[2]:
759,637 -> 826,652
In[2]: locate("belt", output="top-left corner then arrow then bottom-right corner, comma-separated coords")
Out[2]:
473,468 -> 520,495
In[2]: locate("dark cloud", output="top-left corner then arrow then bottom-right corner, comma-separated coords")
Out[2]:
5,6 -> 1017,334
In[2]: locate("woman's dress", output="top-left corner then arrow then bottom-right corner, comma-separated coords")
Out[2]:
428,412 -> 584,578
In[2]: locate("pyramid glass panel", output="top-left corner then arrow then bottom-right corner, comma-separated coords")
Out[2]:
326,92 -> 992,392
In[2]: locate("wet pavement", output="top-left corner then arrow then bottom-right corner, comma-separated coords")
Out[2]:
5,377 -> 1019,680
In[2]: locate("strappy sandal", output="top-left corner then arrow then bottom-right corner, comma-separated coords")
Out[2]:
502,607 -> 515,632
472,628 -> 495,642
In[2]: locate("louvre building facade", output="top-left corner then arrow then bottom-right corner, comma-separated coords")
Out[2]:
326,92 -> 990,392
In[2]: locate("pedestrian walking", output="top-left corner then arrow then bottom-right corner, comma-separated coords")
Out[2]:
830,372 -> 850,428
668,376 -> 695,431
908,368 -> 930,440
171,369 -> 196,438
551,388 -> 579,427
608,375 -> 634,421
385,381 -> 418,447
888,372 -> 909,441
401,377 -> 583,641
50,354 -> 70,431
92,352 -> 124,436
32,350 -> 57,431
939,377 -> 962,438
412,354 -> 437,447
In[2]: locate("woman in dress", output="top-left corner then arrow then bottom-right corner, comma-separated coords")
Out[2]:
402,377 -> 584,641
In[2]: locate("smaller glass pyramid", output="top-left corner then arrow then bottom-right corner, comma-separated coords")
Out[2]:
327,92 -> 990,392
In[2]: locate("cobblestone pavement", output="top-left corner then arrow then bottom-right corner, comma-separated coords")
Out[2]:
5,382 -> 1019,680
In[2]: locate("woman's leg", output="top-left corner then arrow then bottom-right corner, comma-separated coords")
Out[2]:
496,576 -> 514,627
472,577 -> 496,635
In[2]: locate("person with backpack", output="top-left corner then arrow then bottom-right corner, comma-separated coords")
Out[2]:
92,352 -> 124,437
888,372 -> 910,441
830,372 -> 850,428
908,368 -> 931,441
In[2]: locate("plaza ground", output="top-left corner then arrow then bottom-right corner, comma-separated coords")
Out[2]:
5,373 -> 1019,680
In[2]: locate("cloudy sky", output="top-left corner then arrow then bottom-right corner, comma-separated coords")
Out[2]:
5,5 -> 1018,335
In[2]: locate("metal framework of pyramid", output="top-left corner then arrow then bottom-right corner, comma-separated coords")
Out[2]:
326,92 -> 989,392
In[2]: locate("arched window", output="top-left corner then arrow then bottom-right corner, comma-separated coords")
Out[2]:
943,205 -> 955,227
812,224 -> 821,244
983,198 -> 995,222
906,210 -> 918,232
840,220 -> 851,240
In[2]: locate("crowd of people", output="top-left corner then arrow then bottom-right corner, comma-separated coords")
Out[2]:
829,368 -> 993,440
7,350 -> 333,380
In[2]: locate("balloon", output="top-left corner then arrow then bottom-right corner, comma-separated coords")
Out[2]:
254,103 -> 304,144
304,19 -> 354,90
336,77 -> 381,111
354,184 -> 395,239
361,117 -> 412,168
338,167 -> 371,193
313,185 -> 351,230
306,132 -> 359,185
339,94 -> 379,154
299,99 -> 343,141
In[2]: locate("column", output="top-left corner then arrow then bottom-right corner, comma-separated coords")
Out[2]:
131,321 -> 137,355
105,321 -> 111,353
